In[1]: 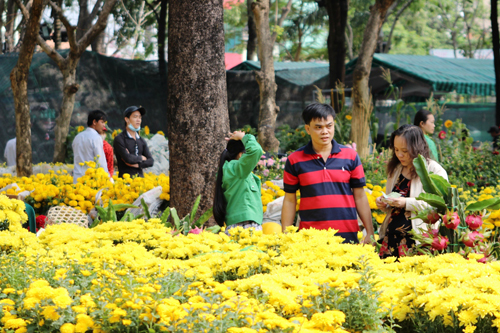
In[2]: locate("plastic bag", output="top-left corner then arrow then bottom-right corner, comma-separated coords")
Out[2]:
263,196 -> 284,223
143,134 -> 169,175
126,186 -> 164,218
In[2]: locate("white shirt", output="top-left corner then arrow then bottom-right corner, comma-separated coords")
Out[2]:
4,138 -> 16,167
72,128 -> 109,183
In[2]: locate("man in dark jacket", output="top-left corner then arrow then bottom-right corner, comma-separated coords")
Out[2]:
113,106 -> 154,177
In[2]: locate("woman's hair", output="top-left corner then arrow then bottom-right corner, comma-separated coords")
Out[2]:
213,139 -> 246,226
387,124 -> 430,178
413,109 -> 433,128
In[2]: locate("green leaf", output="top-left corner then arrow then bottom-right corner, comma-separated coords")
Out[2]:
141,198 -> 151,219
205,225 -> 221,233
415,193 -> 447,212
194,207 -> 213,227
107,199 -> 114,222
466,198 -> 500,212
190,195 -> 201,224
95,206 -> 107,221
413,155 -> 440,196
170,208 -> 180,230
160,208 -> 170,225
111,204 -> 139,211
429,174 -> 450,201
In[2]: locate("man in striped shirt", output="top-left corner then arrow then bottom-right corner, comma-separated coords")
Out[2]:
281,103 -> 374,244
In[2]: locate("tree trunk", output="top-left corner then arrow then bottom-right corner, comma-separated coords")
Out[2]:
91,31 -> 106,53
158,0 -> 167,88
493,0 -> 500,125
0,0 -> 5,55
10,0 -> 43,176
252,0 -> 280,153
167,0 -> 229,218
51,0 -> 62,50
247,0 -> 258,60
76,0 -> 91,41
53,58 -> 80,162
326,0 -> 348,87
351,0 -> 395,158
326,0 -> 348,113
5,0 -> 15,53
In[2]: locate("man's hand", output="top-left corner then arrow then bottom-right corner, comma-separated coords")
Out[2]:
353,187 -> 375,246
123,159 -> 139,168
281,192 -> 297,233
142,155 -> 147,161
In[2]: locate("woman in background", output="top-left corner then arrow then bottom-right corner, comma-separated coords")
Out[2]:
414,109 -> 439,162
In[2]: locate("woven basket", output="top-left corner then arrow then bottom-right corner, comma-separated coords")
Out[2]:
46,206 -> 89,228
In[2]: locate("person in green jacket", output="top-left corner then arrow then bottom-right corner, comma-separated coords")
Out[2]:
414,109 -> 439,162
213,130 -> 263,232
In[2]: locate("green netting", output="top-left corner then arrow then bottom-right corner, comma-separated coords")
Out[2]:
375,102 -> 495,142
0,50 -> 165,164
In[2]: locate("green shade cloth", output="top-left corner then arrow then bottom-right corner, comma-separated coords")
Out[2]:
346,54 -> 495,96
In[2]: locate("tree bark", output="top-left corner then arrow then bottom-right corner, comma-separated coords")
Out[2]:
325,0 -> 348,87
167,0 -> 229,218
351,0 -> 396,158
17,0 -> 118,162
53,58 -> 79,162
158,0 -> 167,88
91,31 -> 106,53
0,0 -> 5,55
10,0 -> 43,177
492,0 -> 500,125
52,0 -> 63,50
5,0 -> 16,53
252,0 -> 292,153
247,0 -> 258,60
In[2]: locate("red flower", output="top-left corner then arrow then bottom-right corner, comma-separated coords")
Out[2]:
466,182 -> 475,187
36,215 -> 47,229
438,131 -> 446,139
493,151 -> 499,155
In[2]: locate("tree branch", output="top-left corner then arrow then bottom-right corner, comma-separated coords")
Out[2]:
271,0 -> 293,43
144,0 -> 160,22
48,0 -> 77,50
89,0 -> 104,22
385,0 -> 414,53
120,0 -> 138,25
76,0 -> 118,55
15,0 -> 65,67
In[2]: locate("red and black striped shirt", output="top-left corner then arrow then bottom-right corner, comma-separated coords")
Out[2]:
284,140 -> 366,243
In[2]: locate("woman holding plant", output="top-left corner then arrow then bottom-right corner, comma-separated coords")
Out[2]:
213,131 -> 263,233
414,109 -> 439,162
376,125 -> 448,258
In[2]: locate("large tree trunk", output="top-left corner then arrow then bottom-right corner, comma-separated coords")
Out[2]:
326,0 -> 348,87
492,0 -> 500,125
5,0 -> 15,53
0,0 -> 5,55
53,58 -> 80,162
10,0 -> 43,176
167,0 -> 229,218
247,0 -> 258,60
351,0 -> 396,158
158,0 -> 167,88
252,0 -> 280,153
91,31 -> 106,53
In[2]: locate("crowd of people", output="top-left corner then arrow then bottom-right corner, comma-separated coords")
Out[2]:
214,102 -> 454,258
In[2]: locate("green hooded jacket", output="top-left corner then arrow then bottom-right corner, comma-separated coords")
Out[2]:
222,134 -> 263,226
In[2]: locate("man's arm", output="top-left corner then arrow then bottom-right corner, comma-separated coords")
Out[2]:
281,192 -> 297,232
353,187 -> 374,245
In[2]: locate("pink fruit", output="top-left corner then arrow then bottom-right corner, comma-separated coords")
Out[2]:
426,211 -> 441,224
462,231 -> 484,247
443,211 -> 460,230
431,236 -> 449,251
465,215 -> 483,231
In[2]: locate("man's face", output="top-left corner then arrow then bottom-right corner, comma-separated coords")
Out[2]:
126,111 -> 142,130
305,116 -> 335,148
93,119 -> 106,134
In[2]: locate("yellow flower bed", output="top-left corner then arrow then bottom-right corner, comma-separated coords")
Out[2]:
0,200 -> 499,332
